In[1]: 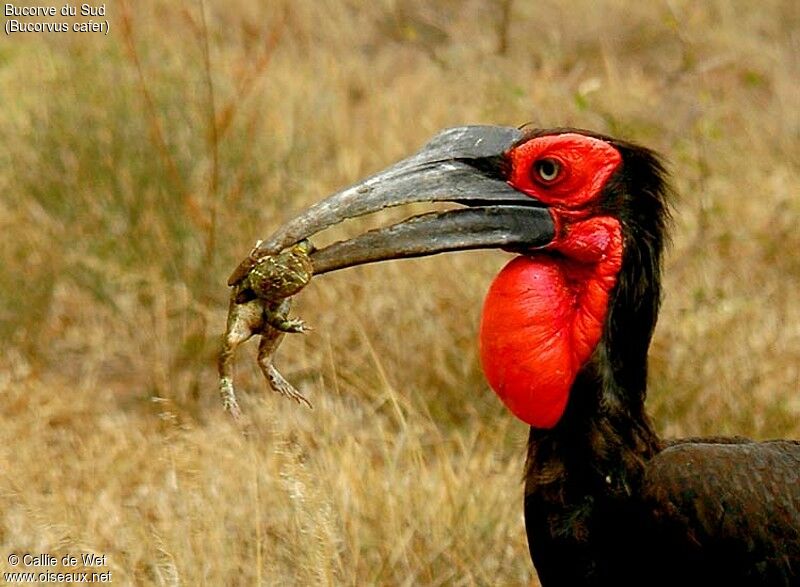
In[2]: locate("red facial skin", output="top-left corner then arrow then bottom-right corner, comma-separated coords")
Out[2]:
479,134 -> 624,428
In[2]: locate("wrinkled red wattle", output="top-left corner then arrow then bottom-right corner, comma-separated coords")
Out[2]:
479,217 -> 623,428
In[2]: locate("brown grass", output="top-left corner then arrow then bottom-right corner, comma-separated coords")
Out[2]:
1,0 -> 799,584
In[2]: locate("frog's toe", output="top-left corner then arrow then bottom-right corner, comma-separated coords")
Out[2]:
277,383 -> 312,409
219,376 -> 243,420
262,364 -> 313,409
278,317 -> 311,334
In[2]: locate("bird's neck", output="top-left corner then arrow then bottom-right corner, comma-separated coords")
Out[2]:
524,241 -> 665,507
525,350 -> 662,498
522,352 -> 662,585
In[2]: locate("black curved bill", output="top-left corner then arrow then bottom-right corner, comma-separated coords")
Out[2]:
229,125 -> 555,283
311,205 -> 554,274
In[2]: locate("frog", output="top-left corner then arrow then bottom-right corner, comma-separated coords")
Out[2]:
218,240 -> 314,420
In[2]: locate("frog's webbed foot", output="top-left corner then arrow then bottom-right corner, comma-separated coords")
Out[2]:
257,332 -> 313,409
267,315 -> 311,334
265,298 -> 311,333
219,375 -> 243,421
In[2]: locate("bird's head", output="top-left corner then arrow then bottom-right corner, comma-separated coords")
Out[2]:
230,125 -> 670,428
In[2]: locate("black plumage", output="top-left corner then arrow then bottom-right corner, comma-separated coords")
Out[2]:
522,130 -> 800,586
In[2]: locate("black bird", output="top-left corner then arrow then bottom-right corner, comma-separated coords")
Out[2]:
231,125 -> 800,586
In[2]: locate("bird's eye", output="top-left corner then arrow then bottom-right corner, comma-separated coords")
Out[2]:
532,158 -> 561,184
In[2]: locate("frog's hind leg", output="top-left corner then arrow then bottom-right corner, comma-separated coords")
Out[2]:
257,329 -> 312,409
218,297 -> 266,420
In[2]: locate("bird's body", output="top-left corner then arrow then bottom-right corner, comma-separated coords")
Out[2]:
525,397 -> 800,586
232,124 -> 800,585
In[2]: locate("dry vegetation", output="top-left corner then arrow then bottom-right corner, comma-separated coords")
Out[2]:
0,0 -> 799,584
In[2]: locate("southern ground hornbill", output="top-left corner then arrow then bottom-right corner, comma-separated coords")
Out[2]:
230,125 -> 800,585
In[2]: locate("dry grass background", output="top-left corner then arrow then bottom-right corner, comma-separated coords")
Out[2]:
0,0 -> 799,584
